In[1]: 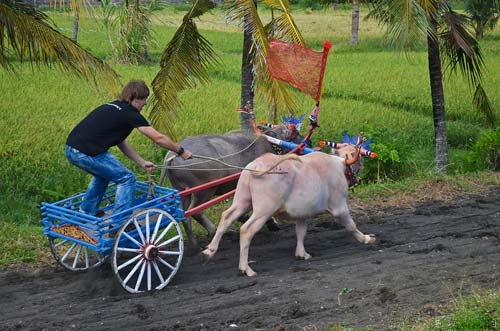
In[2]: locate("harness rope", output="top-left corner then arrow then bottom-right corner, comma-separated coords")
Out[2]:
158,135 -> 264,185
158,135 -> 290,187
164,135 -> 263,168
162,154 -> 288,174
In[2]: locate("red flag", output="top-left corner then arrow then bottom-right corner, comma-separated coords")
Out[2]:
266,40 -> 331,102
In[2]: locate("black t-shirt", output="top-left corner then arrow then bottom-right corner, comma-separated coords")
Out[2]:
66,101 -> 150,156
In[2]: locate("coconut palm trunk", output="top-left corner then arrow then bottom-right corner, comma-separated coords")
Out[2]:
427,34 -> 449,173
72,8 -> 79,42
350,0 -> 359,45
240,26 -> 254,132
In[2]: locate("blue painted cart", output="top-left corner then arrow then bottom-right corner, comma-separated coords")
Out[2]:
41,181 -> 185,293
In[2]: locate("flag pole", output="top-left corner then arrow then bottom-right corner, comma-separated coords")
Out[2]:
308,40 -> 331,127
316,40 -> 332,103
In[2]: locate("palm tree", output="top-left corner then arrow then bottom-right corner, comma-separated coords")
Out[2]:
368,0 -> 495,173
465,0 -> 500,39
149,0 -> 304,137
350,0 -> 360,45
0,0 -> 120,92
321,0 -> 361,46
49,0 -> 89,43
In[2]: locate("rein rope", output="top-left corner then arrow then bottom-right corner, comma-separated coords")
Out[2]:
165,154 -> 287,174
157,135 -> 287,185
156,154 -> 251,172
160,135 -> 261,171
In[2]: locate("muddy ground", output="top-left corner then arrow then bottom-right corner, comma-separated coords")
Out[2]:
1,187 -> 499,331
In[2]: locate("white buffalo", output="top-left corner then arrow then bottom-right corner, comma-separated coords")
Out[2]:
201,143 -> 376,276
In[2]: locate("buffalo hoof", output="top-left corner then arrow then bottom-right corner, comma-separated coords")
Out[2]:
200,248 -> 215,264
240,267 -> 257,277
266,218 -> 280,232
365,234 -> 376,244
296,252 -> 311,260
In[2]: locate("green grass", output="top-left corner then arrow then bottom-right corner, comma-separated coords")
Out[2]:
327,287 -> 500,331
400,288 -> 500,331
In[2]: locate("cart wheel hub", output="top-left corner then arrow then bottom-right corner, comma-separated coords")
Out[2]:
144,245 -> 159,260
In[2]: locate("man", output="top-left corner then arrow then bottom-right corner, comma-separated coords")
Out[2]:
65,79 -> 191,216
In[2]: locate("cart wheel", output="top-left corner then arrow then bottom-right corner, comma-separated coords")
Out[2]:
111,208 -> 184,293
49,237 -> 107,271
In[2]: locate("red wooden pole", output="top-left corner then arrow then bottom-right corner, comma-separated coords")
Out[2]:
184,189 -> 236,218
178,172 -> 241,198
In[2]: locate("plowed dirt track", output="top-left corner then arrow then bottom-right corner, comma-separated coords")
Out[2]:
1,187 -> 499,331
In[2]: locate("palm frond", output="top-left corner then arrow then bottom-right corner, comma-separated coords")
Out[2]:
227,0 -> 268,66
255,69 -> 300,122
473,83 -> 496,126
149,0 -> 219,138
0,0 -> 120,94
265,13 -> 304,45
439,7 -> 494,126
227,0 -> 302,119
368,0 -> 430,50
439,7 -> 483,86
417,0 -> 439,20
49,0 -> 93,14
261,0 -> 304,45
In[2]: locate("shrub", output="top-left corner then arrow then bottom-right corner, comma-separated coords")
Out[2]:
462,126 -> 500,171
472,126 -> 500,170
447,122 -> 481,148
358,127 -> 413,183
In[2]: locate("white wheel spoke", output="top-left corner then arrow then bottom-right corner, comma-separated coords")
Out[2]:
112,209 -> 184,293
157,235 -> 180,249
84,247 -> 89,269
122,231 -> 142,248
154,222 -> 174,245
61,243 -> 77,263
123,258 -> 144,286
50,237 -> 106,271
147,263 -> 152,291
135,261 -> 147,291
117,247 -> 141,253
150,214 -> 163,243
134,218 -> 146,244
152,261 -> 165,284
145,213 -> 150,243
72,245 -> 82,269
157,256 -> 175,271
159,250 -> 181,256
117,253 -> 142,271
54,239 -> 68,248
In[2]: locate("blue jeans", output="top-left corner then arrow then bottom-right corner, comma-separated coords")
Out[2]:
65,145 -> 136,216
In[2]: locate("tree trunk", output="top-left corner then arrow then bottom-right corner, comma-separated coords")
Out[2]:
350,0 -> 359,46
240,15 -> 255,132
427,34 -> 449,173
72,8 -> 79,42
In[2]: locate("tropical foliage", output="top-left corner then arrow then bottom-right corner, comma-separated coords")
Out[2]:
368,0 -> 494,173
0,0 -> 120,93
149,0 -> 306,137
465,0 -> 500,39
49,0 -> 88,42
97,0 -> 153,64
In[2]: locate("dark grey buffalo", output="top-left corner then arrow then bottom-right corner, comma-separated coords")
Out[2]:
160,126 -> 293,251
